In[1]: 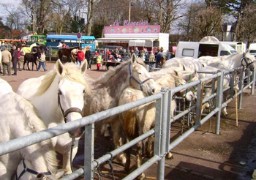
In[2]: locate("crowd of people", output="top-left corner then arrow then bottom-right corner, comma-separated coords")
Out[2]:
0,42 -> 48,76
0,44 -> 23,76
93,46 -> 175,69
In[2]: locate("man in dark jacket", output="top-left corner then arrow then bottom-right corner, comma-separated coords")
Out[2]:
85,47 -> 91,69
12,45 -> 18,75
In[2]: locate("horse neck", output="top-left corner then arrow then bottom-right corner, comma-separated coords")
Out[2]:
90,64 -> 130,111
32,76 -> 63,126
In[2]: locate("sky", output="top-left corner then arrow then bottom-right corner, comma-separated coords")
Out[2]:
0,0 -> 21,20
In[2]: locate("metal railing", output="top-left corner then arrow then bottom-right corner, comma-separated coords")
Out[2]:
0,67 -> 255,179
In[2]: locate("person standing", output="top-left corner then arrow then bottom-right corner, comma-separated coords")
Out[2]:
85,46 -> 91,69
1,46 -> 12,76
0,49 -> 2,74
37,50 -> 47,71
17,47 -> 22,71
77,47 -> 85,66
12,45 -> 18,75
96,53 -> 102,70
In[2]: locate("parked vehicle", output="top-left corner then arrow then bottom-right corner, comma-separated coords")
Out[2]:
46,34 -> 96,51
248,43 -> 256,56
175,36 -> 237,58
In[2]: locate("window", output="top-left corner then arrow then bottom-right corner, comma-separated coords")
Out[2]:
182,49 -> 194,57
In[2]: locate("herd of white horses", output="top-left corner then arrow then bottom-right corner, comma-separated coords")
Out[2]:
0,52 -> 255,179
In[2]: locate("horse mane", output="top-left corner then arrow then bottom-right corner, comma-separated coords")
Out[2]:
94,58 -> 146,87
35,63 -> 91,96
15,93 -> 59,172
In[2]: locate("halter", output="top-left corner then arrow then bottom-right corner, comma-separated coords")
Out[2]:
58,90 -> 83,123
241,53 -> 254,69
16,160 -> 51,180
129,63 -> 152,91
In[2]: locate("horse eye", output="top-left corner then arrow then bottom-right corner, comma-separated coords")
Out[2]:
83,90 -> 85,94
36,173 -> 44,179
58,90 -> 62,95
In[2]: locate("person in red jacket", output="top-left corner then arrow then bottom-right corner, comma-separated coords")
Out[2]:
77,47 -> 85,65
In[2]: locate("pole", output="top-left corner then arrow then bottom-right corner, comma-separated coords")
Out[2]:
128,1 -> 131,22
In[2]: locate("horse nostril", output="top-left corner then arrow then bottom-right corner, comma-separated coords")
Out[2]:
152,88 -> 155,94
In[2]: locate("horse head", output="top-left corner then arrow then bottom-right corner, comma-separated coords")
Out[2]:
129,55 -> 157,95
242,52 -> 255,70
55,59 -> 90,137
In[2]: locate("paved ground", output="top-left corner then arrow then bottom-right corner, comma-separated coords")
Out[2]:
2,61 -> 256,180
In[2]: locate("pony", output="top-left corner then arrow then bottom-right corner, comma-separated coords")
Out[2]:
112,70 -> 187,179
0,78 -> 64,180
199,52 -> 255,71
23,46 -> 40,71
58,47 -> 79,62
17,60 -> 91,174
83,55 -> 157,137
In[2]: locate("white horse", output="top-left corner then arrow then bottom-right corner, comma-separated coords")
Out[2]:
17,60 -> 91,174
200,52 -> 255,70
110,70 -> 190,179
83,55 -> 158,136
0,78 -> 64,180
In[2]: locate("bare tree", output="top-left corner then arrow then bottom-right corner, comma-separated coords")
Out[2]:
236,4 -> 256,44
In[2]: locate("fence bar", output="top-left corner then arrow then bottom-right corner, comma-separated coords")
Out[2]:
61,168 -> 84,180
216,71 -> 224,135
169,108 -> 219,151
93,129 -> 155,167
123,155 -> 161,180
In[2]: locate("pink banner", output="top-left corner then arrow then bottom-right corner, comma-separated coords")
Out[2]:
104,25 -> 160,34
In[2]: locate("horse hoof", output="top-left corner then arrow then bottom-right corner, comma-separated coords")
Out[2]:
137,173 -> 146,180
118,154 -> 127,165
166,152 -> 173,159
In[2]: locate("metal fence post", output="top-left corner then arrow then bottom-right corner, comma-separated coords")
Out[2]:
252,68 -> 255,95
157,90 -> 169,180
84,123 -> 94,180
229,70 -> 235,97
165,90 -> 172,155
238,69 -> 245,109
154,95 -> 162,179
216,71 -> 224,135
195,82 -> 203,125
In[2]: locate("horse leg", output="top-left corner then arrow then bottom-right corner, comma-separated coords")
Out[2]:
54,135 -> 75,174
23,61 -> 26,70
112,119 -> 127,165
124,146 -> 131,173
27,62 -> 30,71
136,141 -> 145,180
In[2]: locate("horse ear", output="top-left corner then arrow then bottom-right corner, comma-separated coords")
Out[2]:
131,53 -> 137,64
80,60 -> 88,73
174,70 -> 178,76
56,59 -> 64,75
182,65 -> 186,71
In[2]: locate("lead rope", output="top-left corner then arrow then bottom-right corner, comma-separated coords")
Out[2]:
70,137 -> 75,172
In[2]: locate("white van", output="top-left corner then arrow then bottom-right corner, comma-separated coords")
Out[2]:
175,36 -> 237,58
